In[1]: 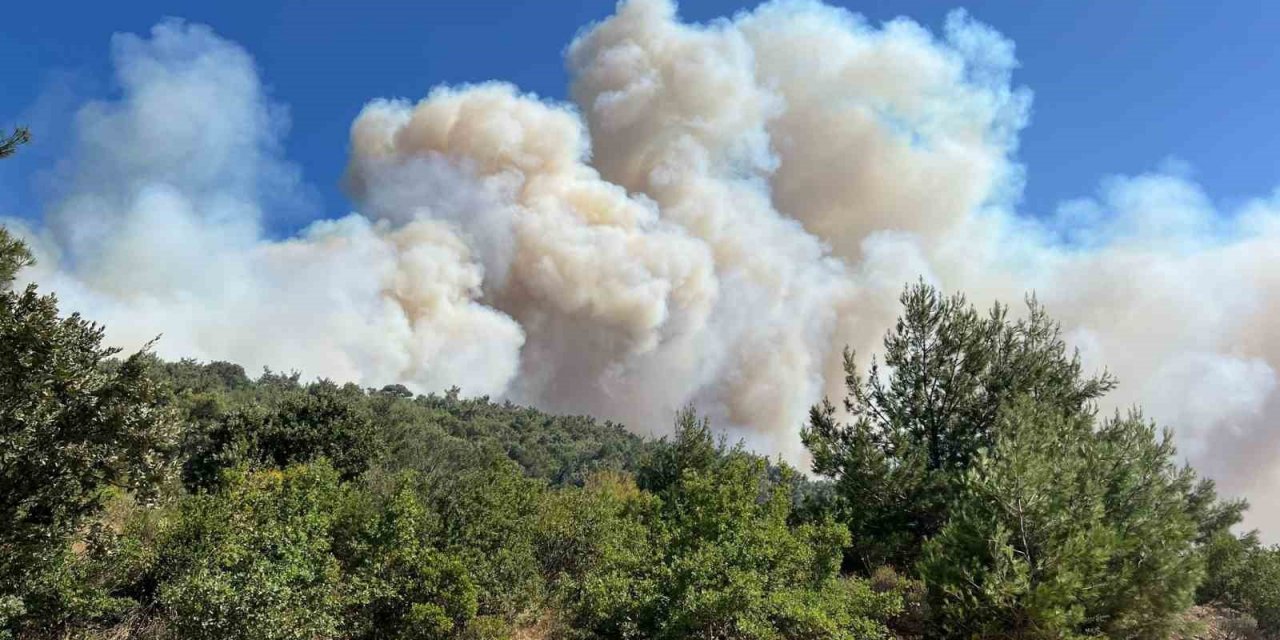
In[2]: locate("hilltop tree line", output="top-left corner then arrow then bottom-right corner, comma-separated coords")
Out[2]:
3,133 -> 1279,640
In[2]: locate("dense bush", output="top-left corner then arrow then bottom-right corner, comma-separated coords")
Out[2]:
150,359 -> 650,491
0,229 -> 178,638
417,455 -> 547,623
331,473 -> 481,639
1198,532 -> 1280,636
152,464 -> 346,640
542,408 -> 901,640
183,380 -> 381,489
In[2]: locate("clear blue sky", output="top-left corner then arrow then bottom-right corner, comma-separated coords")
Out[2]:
3,0 -> 1279,228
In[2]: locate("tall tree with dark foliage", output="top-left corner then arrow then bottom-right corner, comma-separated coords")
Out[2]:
0,225 -> 178,636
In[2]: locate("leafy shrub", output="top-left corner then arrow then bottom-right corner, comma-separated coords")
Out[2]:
422,456 -> 547,623
152,464 -> 346,640
1199,532 -> 1280,637
543,411 -> 899,640
184,381 -> 380,489
0,230 -> 177,637
333,479 -> 480,640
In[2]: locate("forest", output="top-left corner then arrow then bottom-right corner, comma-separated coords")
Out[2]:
2,128 -> 1279,640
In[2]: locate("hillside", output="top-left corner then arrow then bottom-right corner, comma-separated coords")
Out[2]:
3,224 -> 1279,639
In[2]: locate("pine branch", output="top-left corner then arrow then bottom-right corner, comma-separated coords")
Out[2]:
0,127 -> 31,158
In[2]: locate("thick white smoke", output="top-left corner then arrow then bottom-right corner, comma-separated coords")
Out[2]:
7,1 -> 1279,535
14,21 -> 526,397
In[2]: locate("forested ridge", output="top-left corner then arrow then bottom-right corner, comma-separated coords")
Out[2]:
2,133 -> 1280,640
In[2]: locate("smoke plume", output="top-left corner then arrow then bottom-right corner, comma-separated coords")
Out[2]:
8,1 -> 1280,535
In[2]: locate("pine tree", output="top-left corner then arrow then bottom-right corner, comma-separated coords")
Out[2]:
919,401 -> 1202,639
919,397 -> 1113,639
804,281 -> 1115,570
0,128 -> 29,159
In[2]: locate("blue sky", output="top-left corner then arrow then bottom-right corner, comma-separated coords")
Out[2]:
3,0 -> 1279,228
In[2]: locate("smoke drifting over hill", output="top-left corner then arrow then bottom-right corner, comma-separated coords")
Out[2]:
10,0 -> 1280,534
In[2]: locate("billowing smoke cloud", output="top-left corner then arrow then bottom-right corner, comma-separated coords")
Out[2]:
15,21 -> 526,397
8,1 -> 1279,535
